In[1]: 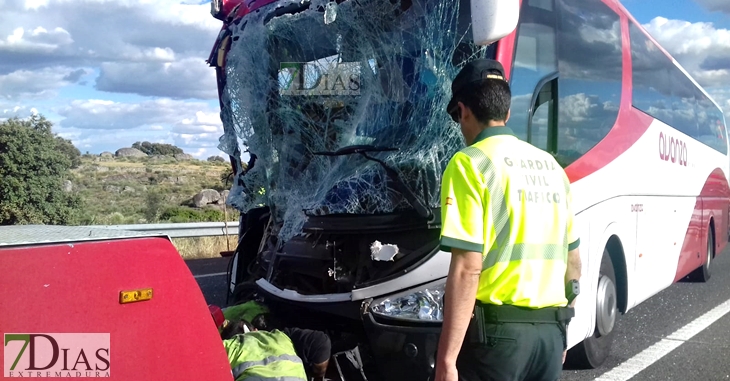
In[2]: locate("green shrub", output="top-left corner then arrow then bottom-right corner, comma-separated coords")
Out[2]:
159,206 -> 225,223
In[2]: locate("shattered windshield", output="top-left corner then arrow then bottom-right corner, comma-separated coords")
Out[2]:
218,0 -> 494,242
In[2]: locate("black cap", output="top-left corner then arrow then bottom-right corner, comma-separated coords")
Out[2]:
447,59 -> 507,120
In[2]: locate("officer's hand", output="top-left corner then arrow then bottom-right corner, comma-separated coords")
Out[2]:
434,363 -> 458,381
562,350 -> 567,364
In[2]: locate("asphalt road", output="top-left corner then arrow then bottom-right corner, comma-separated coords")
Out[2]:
187,257 -> 230,308
187,248 -> 730,381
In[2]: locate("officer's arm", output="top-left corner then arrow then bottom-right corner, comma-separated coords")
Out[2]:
437,248 -> 483,369
565,247 -> 582,307
436,153 -> 485,369
565,247 -> 581,284
564,178 -> 582,307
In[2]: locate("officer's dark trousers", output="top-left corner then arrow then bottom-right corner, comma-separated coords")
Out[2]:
454,321 -> 564,381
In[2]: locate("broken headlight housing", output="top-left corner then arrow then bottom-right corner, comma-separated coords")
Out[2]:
370,279 -> 446,322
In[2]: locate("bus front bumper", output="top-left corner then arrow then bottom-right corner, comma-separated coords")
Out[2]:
360,309 -> 441,381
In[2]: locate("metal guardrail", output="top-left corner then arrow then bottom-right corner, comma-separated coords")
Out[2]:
99,221 -> 240,238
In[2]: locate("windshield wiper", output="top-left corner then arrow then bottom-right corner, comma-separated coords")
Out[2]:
313,145 -> 399,156
314,145 -> 433,220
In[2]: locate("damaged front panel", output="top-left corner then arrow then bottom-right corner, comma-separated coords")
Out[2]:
218,0 -> 493,293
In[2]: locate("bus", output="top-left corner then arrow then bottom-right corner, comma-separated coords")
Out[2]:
206,0 -> 730,379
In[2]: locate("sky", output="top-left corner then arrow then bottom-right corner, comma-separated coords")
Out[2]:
0,0 -> 729,159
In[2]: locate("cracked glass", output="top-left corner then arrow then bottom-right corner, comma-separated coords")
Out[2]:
217,0 -> 494,243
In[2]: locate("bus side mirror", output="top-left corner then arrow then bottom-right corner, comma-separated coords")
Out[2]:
471,0 -> 520,46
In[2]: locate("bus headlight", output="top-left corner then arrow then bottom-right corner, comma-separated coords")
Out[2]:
370,279 -> 446,322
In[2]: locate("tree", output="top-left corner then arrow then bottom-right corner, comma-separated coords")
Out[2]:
55,136 -> 82,169
0,115 -> 82,225
144,191 -> 164,222
132,141 -> 184,156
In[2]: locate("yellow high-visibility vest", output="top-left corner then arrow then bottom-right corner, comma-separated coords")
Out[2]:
224,330 -> 308,381
440,127 -> 580,308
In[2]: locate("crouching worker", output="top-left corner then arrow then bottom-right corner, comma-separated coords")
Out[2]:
219,317 -> 331,381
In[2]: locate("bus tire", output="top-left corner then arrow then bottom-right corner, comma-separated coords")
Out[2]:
566,250 -> 617,369
688,225 -> 713,282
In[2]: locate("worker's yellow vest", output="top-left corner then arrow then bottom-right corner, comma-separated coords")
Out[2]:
223,330 -> 307,381
440,127 -> 581,308
223,301 -> 270,325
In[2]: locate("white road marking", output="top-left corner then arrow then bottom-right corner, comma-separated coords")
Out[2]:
194,272 -> 228,279
594,298 -> 730,381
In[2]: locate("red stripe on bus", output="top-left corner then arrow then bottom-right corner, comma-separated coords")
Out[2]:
495,0 -> 522,82
674,168 -> 730,282
564,10 -> 652,184
564,109 -> 654,184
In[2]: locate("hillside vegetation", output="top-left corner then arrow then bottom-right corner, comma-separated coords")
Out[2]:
70,154 -> 239,225
69,154 -> 241,259
1,116 -> 242,258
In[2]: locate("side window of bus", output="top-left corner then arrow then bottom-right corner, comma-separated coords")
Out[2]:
509,0 -> 558,148
630,22 -> 727,154
554,0 -> 622,168
630,23 -> 692,134
695,89 -> 728,154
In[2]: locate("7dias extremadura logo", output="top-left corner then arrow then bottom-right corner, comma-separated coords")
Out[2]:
4,333 -> 110,378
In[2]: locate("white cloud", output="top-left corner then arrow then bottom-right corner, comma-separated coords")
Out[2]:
58,98 -> 213,129
173,110 -> 224,134
0,0 -> 232,158
559,93 -> 619,125
0,103 -> 35,120
0,26 -> 73,53
0,66 -> 91,99
24,0 -> 48,9
643,17 -> 730,88
13,0 -> 220,31
693,70 -> 730,88
54,98 -> 226,157
0,0 -> 220,74
95,57 -> 217,99
119,47 -> 176,62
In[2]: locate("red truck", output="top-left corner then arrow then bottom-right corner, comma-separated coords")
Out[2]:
0,226 -> 232,380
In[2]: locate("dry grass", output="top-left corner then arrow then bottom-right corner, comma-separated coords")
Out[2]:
172,236 -> 239,260
95,161 -> 147,168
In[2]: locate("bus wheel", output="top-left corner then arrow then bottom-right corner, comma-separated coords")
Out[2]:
688,228 -> 713,282
566,250 -> 617,369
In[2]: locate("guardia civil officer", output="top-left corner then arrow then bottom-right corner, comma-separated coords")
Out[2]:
433,59 -> 582,381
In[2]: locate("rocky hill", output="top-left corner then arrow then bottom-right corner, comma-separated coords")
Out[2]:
68,151 -> 239,225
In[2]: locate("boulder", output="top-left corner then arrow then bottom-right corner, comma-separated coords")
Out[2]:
217,190 -> 230,205
115,148 -> 147,158
63,180 -> 73,193
100,152 -> 114,158
174,153 -> 195,161
193,189 -> 221,207
149,155 -> 171,161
